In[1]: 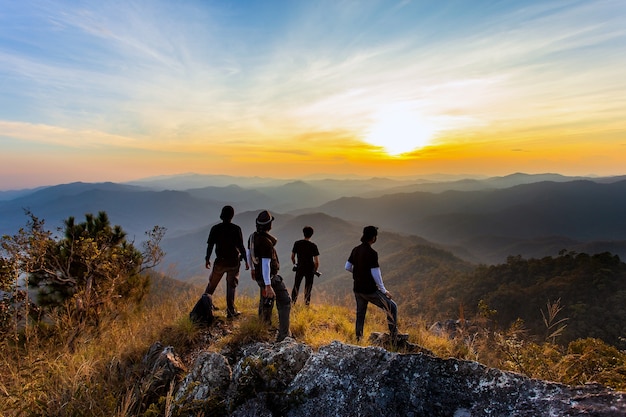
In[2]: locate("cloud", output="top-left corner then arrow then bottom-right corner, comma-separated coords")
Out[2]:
0,120 -> 140,149
1,0 -> 625,186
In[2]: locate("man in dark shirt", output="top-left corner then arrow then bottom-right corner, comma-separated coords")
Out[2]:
290,226 -> 320,306
247,210 -> 291,341
205,205 -> 249,318
345,225 -> 399,342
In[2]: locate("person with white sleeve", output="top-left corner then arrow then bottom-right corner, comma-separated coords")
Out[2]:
345,225 -> 400,342
247,210 -> 291,342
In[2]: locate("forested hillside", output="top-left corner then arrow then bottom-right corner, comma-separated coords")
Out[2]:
390,251 -> 626,349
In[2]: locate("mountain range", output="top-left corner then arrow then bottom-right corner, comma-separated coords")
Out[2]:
2,172 -> 626,292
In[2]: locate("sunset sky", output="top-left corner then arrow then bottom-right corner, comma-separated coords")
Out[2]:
1,0 -> 625,190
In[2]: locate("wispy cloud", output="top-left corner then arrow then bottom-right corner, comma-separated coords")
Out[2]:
1,0 -> 625,187
0,120 -> 140,149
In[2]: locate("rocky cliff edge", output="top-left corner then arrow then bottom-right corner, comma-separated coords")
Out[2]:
143,337 -> 626,416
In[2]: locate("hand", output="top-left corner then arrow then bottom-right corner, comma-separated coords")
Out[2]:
262,285 -> 276,299
205,260 -> 211,269
385,290 -> 393,299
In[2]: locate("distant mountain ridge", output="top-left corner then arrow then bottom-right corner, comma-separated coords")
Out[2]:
2,173 -> 626,274
305,179 -> 626,263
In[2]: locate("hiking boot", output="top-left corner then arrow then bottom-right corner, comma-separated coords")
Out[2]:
226,310 -> 241,318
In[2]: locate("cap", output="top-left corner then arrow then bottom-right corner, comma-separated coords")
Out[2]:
256,210 -> 275,226
360,225 -> 378,242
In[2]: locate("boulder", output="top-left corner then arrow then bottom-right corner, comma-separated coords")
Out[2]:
287,341 -> 626,416
140,341 -> 187,406
166,339 -> 626,416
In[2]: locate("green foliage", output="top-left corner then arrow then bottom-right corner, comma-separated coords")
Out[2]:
558,338 -> 626,389
24,211 -> 164,333
435,251 -> 626,348
29,212 -> 140,312
382,244 -> 475,320
0,211 -> 48,342
488,334 -> 626,391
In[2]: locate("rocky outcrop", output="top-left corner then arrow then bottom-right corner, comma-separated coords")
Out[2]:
144,339 -> 626,416
140,341 -> 187,402
286,341 -> 625,417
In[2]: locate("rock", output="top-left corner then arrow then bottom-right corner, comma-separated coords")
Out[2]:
175,351 -> 231,401
287,341 -> 626,416
173,350 -> 232,416
228,337 -> 313,413
140,341 -> 187,403
164,339 -> 626,416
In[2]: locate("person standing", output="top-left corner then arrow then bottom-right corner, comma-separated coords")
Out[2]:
205,205 -> 249,318
248,210 -> 291,342
290,226 -> 320,306
345,226 -> 400,342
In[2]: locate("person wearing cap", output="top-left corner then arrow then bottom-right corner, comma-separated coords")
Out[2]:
290,226 -> 320,306
204,205 -> 249,318
248,210 -> 291,341
345,225 -> 400,342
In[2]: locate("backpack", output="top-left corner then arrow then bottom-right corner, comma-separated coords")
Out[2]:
189,293 -> 214,326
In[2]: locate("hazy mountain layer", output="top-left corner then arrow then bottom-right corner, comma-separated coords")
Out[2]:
3,173 -> 626,279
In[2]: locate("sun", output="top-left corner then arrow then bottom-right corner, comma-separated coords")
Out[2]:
364,104 -> 436,156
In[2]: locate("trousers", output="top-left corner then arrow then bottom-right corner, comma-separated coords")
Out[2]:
354,290 -> 398,339
257,274 -> 291,341
205,262 -> 240,315
291,269 -> 315,305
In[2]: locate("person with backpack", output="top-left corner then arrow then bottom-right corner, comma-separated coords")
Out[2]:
345,225 -> 403,343
290,226 -> 320,306
247,210 -> 291,341
204,205 -> 249,318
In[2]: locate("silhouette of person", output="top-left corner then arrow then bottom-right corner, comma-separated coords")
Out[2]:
290,226 -> 320,306
247,210 -> 291,341
204,205 -> 249,318
345,225 -> 402,342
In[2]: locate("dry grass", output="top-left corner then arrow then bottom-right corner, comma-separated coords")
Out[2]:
0,283 -> 202,417
4,281 -> 624,417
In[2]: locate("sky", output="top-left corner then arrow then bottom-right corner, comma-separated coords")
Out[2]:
1,0 -> 625,190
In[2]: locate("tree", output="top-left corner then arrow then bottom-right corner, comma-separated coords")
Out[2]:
0,211 -> 49,342
28,211 -> 165,330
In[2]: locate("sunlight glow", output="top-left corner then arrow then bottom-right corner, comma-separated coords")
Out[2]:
364,104 -> 436,156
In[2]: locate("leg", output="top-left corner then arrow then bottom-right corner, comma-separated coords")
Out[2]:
354,292 -> 369,341
303,271 -> 314,306
272,275 -> 292,341
257,279 -> 273,324
291,270 -> 304,304
205,264 -> 226,294
225,265 -> 241,316
367,291 -> 398,336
